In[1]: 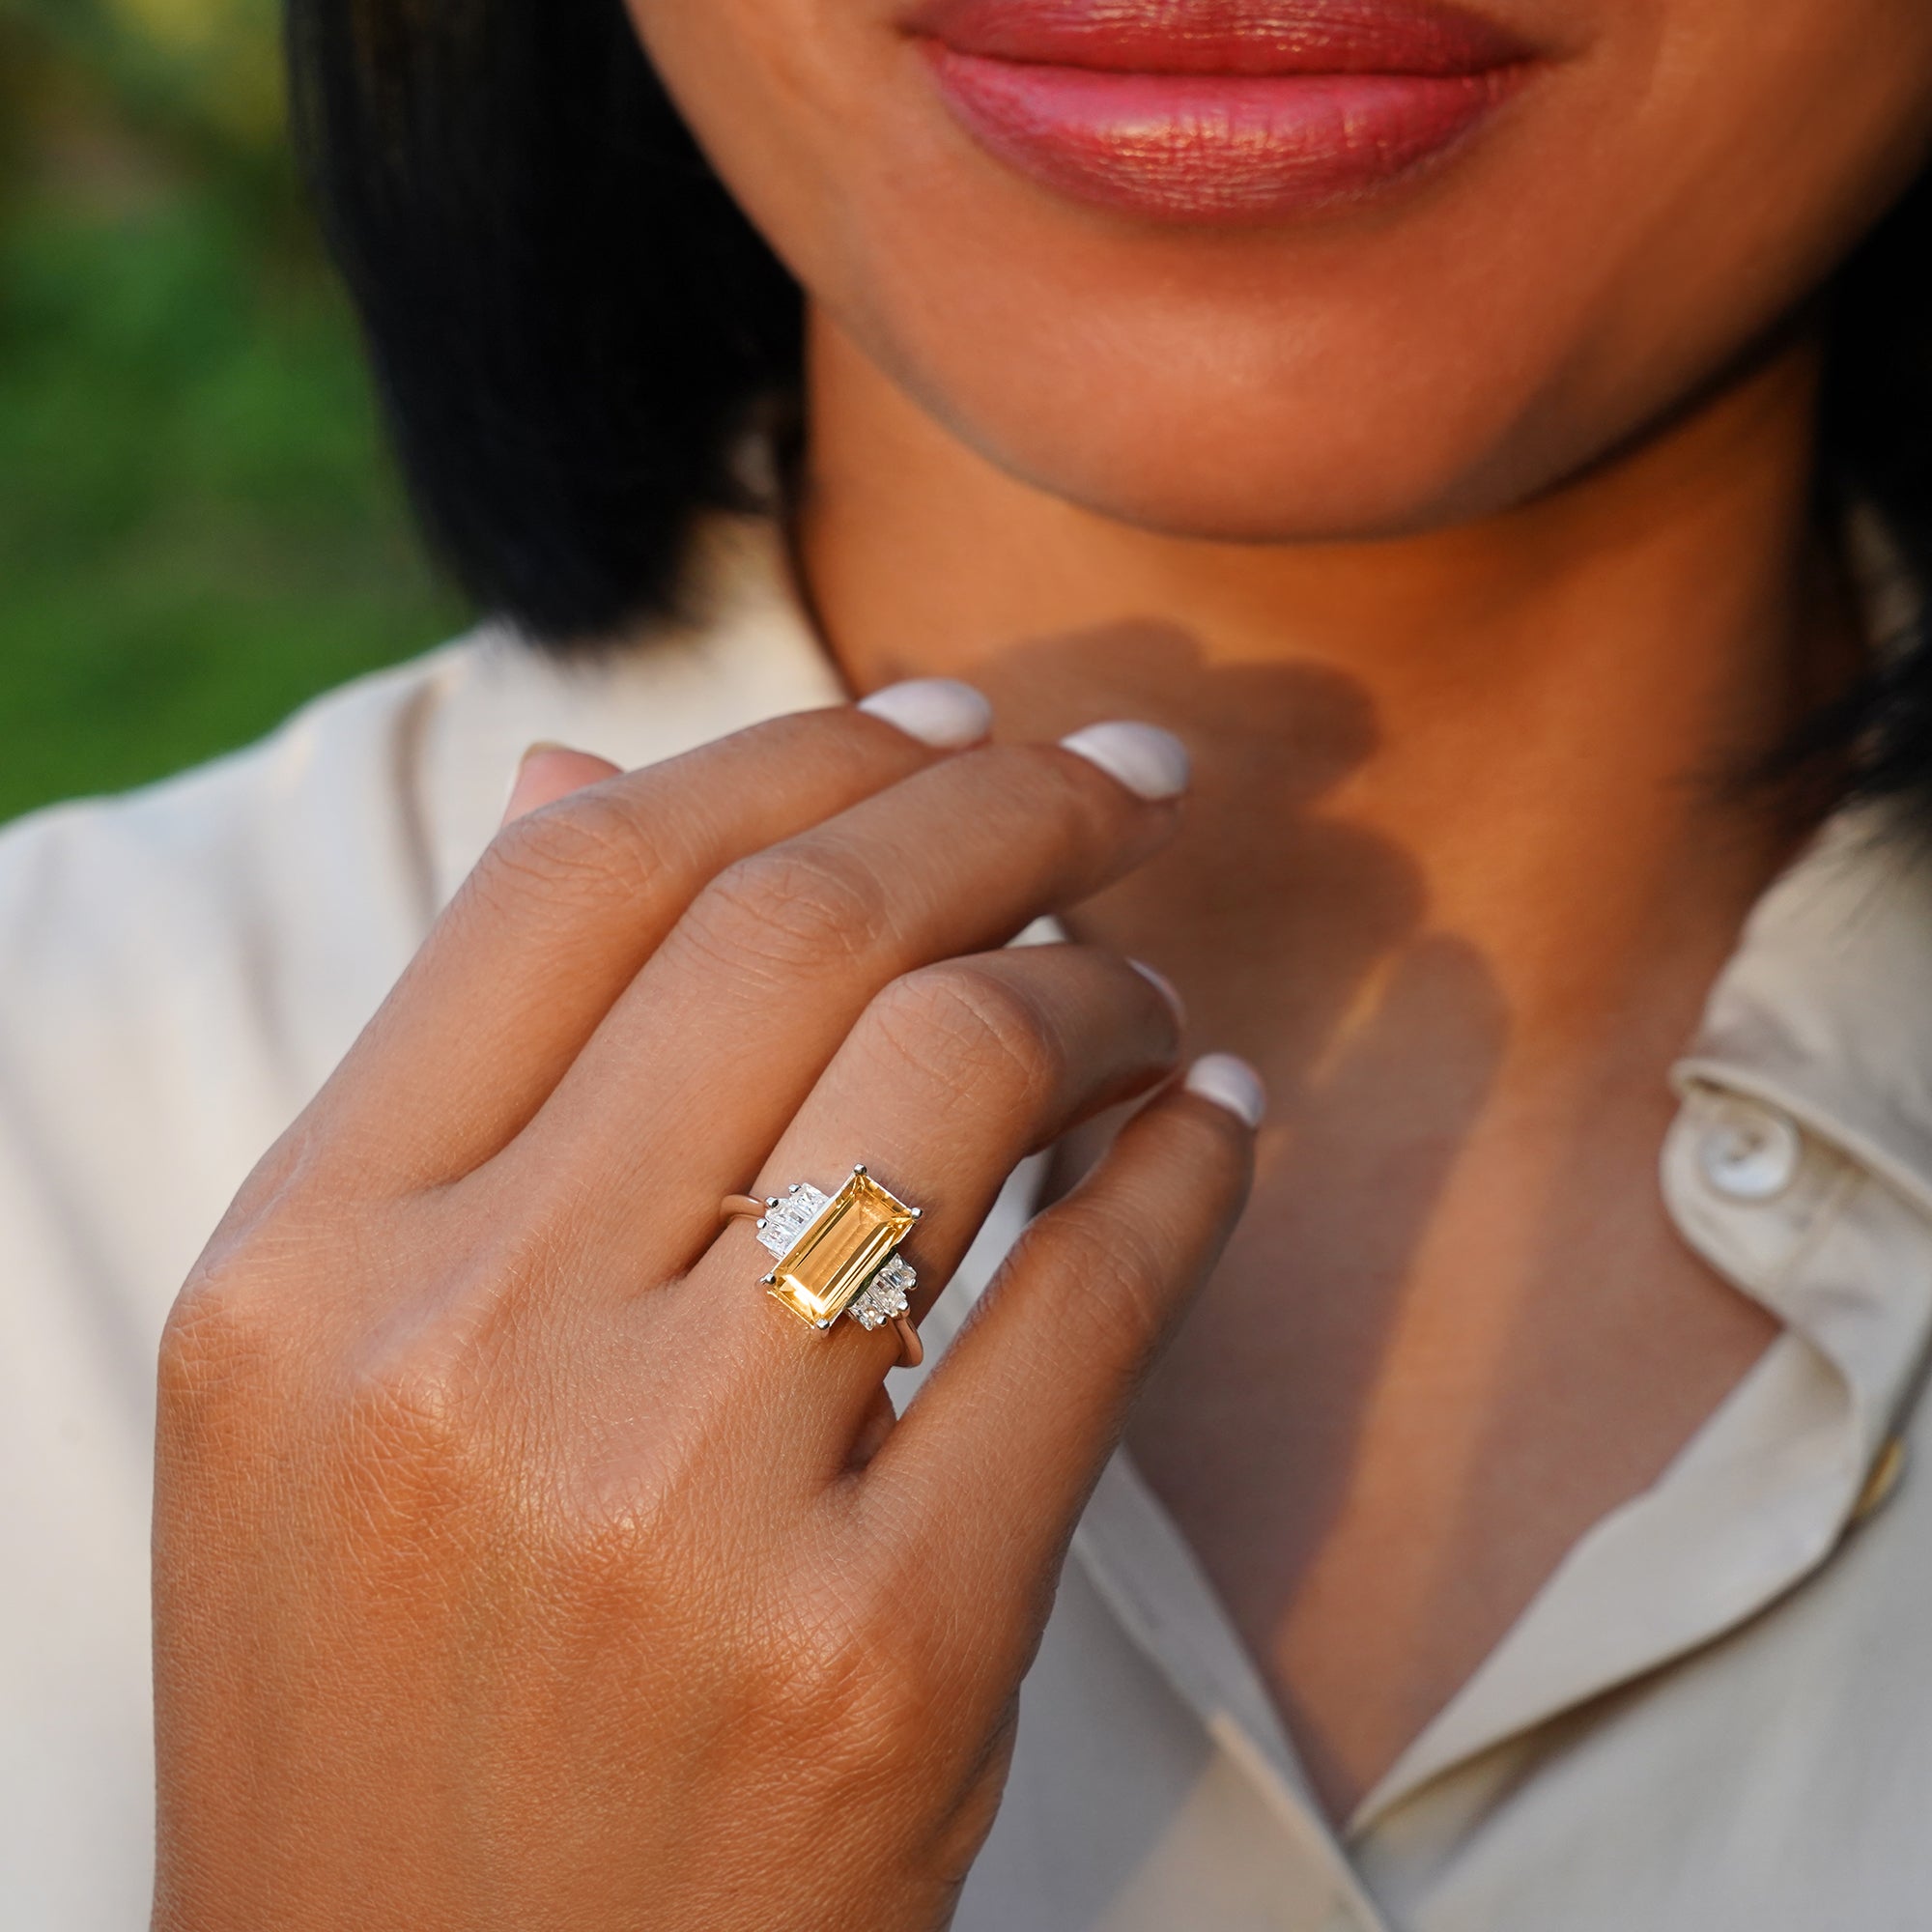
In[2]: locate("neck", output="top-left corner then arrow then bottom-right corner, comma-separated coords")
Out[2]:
799,309 -> 1848,1055
796,309 -> 1850,1816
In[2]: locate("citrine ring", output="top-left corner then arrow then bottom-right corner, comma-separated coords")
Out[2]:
720,1164 -> 924,1368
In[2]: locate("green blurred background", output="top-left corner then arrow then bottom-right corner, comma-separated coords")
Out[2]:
0,0 -> 463,825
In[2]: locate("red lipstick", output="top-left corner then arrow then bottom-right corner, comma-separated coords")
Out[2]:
907,0 -> 1537,224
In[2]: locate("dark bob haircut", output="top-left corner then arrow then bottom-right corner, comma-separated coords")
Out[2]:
287,0 -> 1932,822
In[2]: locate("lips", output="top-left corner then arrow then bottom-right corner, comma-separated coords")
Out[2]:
906,0 -> 1537,224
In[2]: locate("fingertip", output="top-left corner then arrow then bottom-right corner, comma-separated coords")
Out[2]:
1181,1053 -> 1267,1130
1059,722 -> 1191,802
1127,958 -> 1187,1030
500,743 -> 624,825
857,678 -> 994,750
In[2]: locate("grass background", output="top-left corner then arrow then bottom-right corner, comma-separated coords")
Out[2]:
0,0 -> 463,825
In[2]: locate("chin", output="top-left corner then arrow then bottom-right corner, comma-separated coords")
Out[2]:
855,299 -> 1577,545
975,406 -> 1548,547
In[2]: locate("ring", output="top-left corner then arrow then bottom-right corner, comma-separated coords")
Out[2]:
720,1164 -> 925,1368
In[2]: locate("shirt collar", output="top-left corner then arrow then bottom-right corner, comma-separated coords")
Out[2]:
1351,802 -> 1932,1827
1675,803 -> 1932,1218
923,791 -> 1932,1856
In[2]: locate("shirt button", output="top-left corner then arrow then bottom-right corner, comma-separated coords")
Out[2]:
1698,1097 -> 1803,1202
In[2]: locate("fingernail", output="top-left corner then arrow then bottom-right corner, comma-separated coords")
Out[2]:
858,678 -> 993,749
1184,1053 -> 1266,1128
1060,722 -> 1190,801
501,742 -> 620,827
501,741 -> 573,815
1129,958 -> 1187,1028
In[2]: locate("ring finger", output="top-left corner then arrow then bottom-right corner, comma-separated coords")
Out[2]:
688,942 -> 1185,1472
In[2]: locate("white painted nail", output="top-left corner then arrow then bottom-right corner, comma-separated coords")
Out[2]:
858,678 -> 993,749
1129,958 -> 1187,1027
1059,722 -> 1190,801
1184,1053 -> 1266,1129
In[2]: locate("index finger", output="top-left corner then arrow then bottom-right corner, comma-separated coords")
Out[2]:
321,682 -> 991,1183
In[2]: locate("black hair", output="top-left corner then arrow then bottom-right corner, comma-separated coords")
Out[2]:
1819,169 -> 1932,818
286,0 -> 800,640
287,0 -> 1932,822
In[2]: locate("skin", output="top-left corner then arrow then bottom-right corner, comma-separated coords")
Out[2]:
805,321 -> 1833,1812
630,0 -> 1932,1810
152,0 -> 1932,1921
155,720 -> 1253,1927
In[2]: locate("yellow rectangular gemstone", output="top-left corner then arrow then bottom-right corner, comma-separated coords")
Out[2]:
766,1170 -> 917,1329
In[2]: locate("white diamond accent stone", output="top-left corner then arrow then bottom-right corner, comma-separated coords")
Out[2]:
848,1254 -> 916,1331
756,1182 -> 831,1259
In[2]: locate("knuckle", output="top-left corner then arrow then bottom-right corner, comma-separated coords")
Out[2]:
1026,1204 -> 1171,1363
471,790 -> 666,921
689,841 -> 893,979
832,1638 -> 935,1763
158,1204 -> 518,1509
319,1316 -> 509,1548
336,1236 -> 536,1466
756,1584 -> 931,1766
155,1147 -> 351,1421
156,1261 -> 287,1420
867,963 -> 1060,1110
763,1611 -> 869,1730
343,1326 -> 477,1465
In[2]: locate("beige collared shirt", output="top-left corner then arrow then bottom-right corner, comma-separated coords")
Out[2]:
5,518 -> 1931,1930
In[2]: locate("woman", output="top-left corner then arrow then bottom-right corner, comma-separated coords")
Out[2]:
5,0 -> 1932,1925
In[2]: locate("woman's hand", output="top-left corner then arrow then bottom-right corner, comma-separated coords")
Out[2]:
151,685 -> 1257,1931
